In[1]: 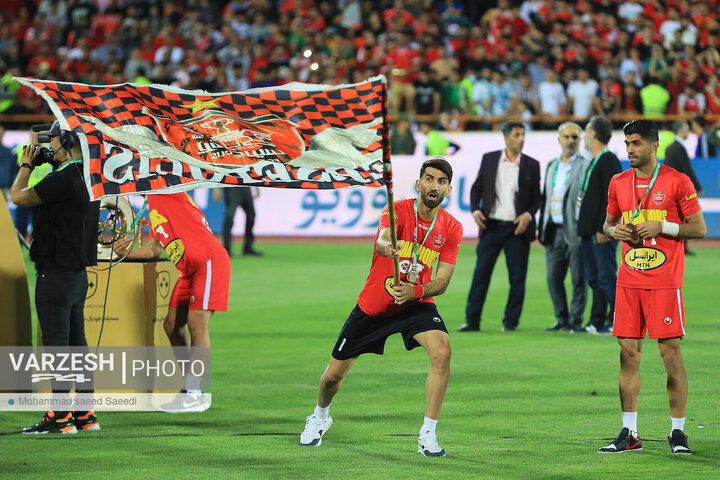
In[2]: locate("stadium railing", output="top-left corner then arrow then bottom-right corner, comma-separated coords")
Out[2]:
2,114 -> 720,130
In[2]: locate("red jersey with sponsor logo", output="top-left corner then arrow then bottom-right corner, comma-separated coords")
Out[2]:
607,164 -> 701,288
357,198 -> 463,317
147,192 -> 225,274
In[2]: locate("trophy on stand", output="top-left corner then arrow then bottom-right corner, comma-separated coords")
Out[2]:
97,196 -> 137,261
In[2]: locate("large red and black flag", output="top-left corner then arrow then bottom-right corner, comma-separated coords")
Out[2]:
14,76 -> 389,200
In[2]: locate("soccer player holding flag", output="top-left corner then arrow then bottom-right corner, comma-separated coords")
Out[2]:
599,119 -> 706,454
299,158 -> 462,457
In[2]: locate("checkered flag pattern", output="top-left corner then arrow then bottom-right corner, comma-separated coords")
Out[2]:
15,76 -> 389,200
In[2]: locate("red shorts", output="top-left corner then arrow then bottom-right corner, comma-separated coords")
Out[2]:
169,251 -> 231,312
613,286 -> 685,339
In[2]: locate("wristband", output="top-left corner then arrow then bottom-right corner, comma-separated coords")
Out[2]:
661,220 -> 680,237
414,284 -> 424,299
20,163 -> 34,171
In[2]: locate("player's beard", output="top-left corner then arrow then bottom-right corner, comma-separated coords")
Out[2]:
420,190 -> 444,209
629,151 -> 650,169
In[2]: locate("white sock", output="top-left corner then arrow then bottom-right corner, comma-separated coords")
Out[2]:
314,404 -> 330,418
671,417 -> 685,433
421,416 -> 438,435
184,374 -> 202,392
622,412 -> 638,435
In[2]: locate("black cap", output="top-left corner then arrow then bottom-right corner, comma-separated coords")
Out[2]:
32,120 -> 61,143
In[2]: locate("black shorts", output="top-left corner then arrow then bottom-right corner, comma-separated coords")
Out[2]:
331,303 -> 448,360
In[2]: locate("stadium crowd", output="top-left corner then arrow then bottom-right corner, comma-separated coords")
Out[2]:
1,0 -> 720,128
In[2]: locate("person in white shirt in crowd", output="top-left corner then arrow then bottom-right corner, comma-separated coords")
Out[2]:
538,68 -> 567,128
619,48 -> 646,87
660,8 -> 682,49
472,66 -> 493,117
567,68 -> 599,119
488,70 -> 513,116
618,0 -> 644,32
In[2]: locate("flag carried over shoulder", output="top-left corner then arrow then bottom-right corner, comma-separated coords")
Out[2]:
14,76 -> 389,200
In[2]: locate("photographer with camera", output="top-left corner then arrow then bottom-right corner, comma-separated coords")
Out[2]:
10,120 -> 101,434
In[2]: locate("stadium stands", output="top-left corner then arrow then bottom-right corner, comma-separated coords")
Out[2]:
0,0 -> 719,130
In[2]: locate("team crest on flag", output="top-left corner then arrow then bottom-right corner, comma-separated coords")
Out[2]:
653,191 -> 666,206
14,76 -> 389,199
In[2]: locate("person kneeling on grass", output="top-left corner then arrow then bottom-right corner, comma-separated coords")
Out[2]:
114,192 -> 230,413
299,158 -> 463,457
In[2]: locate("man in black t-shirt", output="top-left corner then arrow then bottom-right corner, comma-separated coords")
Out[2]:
413,69 -> 441,117
10,120 -> 101,435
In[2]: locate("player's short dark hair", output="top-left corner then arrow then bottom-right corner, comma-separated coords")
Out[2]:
500,121 -> 525,138
587,115 -> 613,144
623,118 -> 659,142
693,114 -> 708,128
420,157 -> 453,183
670,120 -> 688,134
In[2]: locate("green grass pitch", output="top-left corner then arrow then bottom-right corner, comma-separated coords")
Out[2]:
1,242 -> 718,479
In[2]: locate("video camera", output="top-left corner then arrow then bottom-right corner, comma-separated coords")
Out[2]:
24,145 -> 57,167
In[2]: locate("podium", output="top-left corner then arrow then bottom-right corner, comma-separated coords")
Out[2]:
0,194 -> 32,346
82,259 -> 179,348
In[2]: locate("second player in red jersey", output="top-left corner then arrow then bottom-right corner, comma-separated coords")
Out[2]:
599,119 -> 706,456
114,192 -> 231,413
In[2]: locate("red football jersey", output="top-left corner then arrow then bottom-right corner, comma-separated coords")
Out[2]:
607,164 -> 701,288
147,192 -> 225,274
357,198 -> 463,317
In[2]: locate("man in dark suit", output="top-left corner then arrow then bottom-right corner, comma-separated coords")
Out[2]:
665,120 -> 703,255
459,122 -> 541,332
576,115 -> 622,334
665,121 -> 703,194
691,115 -> 717,160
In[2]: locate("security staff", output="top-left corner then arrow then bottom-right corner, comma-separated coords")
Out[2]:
10,120 -> 101,434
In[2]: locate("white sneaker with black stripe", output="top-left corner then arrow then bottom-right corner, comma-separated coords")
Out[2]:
418,430 -> 446,457
299,414 -> 332,446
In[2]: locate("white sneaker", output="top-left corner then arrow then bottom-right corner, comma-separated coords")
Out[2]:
159,390 -> 211,413
418,431 -> 446,457
299,414 -> 332,446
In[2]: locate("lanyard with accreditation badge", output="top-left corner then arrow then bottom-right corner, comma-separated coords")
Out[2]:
627,162 -> 661,245
408,199 -> 438,283
549,154 -> 575,217
575,146 -> 608,220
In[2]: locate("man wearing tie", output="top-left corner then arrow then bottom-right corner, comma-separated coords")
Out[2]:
459,122 -> 541,332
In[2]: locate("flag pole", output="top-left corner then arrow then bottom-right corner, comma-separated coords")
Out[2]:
381,77 -> 400,285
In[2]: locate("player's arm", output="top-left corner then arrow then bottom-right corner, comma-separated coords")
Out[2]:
393,261 -> 456,305
10,146 -> 43,207
112,237 -> 164,259
634,210 -> 707,240
603,213 -> 634,242
376,227 -> 404,259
